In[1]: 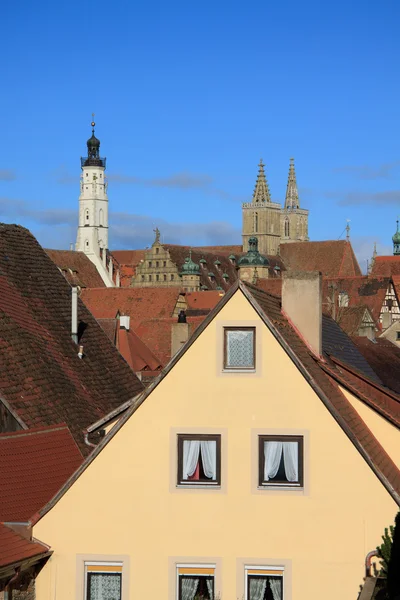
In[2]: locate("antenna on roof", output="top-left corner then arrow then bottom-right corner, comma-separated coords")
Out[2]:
346,219 -> 351,242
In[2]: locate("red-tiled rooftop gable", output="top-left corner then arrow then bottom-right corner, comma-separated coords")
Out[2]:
81,287 -> 181,321
0,224 -> 143,451
371,255 -> 400,277
117,327 -> 163,372
45,249 -> 105,288
0,425 -> 83,522
279,240 -> 362,277
0,523 -> 49,568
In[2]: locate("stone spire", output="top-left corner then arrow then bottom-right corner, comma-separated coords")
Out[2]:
252,159 -> 271,203
393,220 -> 400,255
284,158 -> 300,210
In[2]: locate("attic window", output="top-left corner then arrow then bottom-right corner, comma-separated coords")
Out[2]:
156,247 -> 159,254
259,435 -> 304,488
224,327 -> 255,371
177,434 -> 221,486
338,292 -> 349,308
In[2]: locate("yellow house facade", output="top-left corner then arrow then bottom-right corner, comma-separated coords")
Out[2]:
33,280 -> 400,600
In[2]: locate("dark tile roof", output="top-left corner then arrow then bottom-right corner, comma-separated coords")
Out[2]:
321,314 -> 381,382
351,336 -> 400,395
0,523 -> 49,568
0,425 -> 83,522
0,224 -> 143,451
164,245 -> 237,290
45,249 -> 105,288
371,255 -> 400,277
96,318 -> 118,343
279,240 -> 362,277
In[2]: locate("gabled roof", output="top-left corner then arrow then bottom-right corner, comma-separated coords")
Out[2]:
0,523 -> 49,569
37,281 -> 400,520
0,224 -> 143,451
279,240 -> 362,277
0,425 -> 83,522
45,249 -> 105,288
336,305 -> 372,336
351,336 -> 400,395
81,287 -> 181,321
371,255 -> 400,277
117,327 -> 163,372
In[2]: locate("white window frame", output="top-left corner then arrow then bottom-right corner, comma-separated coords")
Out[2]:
176,563 -> 216,600
244,565 -> 284,600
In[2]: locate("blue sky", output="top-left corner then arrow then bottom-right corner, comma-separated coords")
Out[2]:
1,0 -> 400,271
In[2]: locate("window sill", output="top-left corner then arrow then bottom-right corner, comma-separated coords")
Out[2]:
176,483 -> 221,490
258,484 -> 303,492
221,369 -> 256,374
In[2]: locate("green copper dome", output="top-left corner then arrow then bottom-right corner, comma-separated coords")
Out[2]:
237,237 -> 269,267
180,254 -> 200,276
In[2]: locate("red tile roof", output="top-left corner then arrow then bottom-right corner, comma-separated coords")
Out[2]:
135,317 -> 204,366
81,287 -> 181,321
0,224 -> 143,452
279,240 -> 362,277
117,327 -> 163,372
45,250 -> 105,288
184,291 -> 225,313
371,256 -> 400,277
0,425 -> 83,522
0,523 -> 49,568
322,276 -> 390,322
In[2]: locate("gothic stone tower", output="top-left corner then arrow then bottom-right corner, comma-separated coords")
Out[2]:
76,120 -> 109,255
242,160 -> 281,255
280,158 -> 309,243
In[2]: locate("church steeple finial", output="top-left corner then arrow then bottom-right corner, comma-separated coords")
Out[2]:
252,159 -> 271,203
284,157 -> 300,210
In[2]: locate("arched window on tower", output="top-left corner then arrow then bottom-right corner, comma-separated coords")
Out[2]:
285,218 -> 290,238
99,209 -> 104,227
254,212 -> 258,233
85,209 -> 89,223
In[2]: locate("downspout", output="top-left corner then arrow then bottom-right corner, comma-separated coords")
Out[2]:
84,431 -> 97,448
365,550 -> 378,577
5,567 -> 20,600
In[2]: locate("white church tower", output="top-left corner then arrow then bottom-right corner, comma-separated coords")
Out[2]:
76,119 -> 116,287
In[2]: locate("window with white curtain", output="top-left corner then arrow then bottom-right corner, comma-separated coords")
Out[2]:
259,435 -> 303,487
224,327 -> 255,370
245,566 -> 283,600
85,562 -> 122,600
177,435 -> 221,486
177,564 -> 215,600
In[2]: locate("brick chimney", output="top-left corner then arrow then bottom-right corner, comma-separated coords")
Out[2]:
171,310 -> 189,357
282,271 -> 322,357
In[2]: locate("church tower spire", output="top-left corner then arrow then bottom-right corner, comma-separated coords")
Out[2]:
280,157 -> 309,244
242,160 -> 281,256
284,158 -> 300,210
252,159 -> 271,203
393,219 -> 400,255
76,118 -> 114,286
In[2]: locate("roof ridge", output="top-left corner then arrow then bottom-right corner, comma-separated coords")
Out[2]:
0,423 -> 69,439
